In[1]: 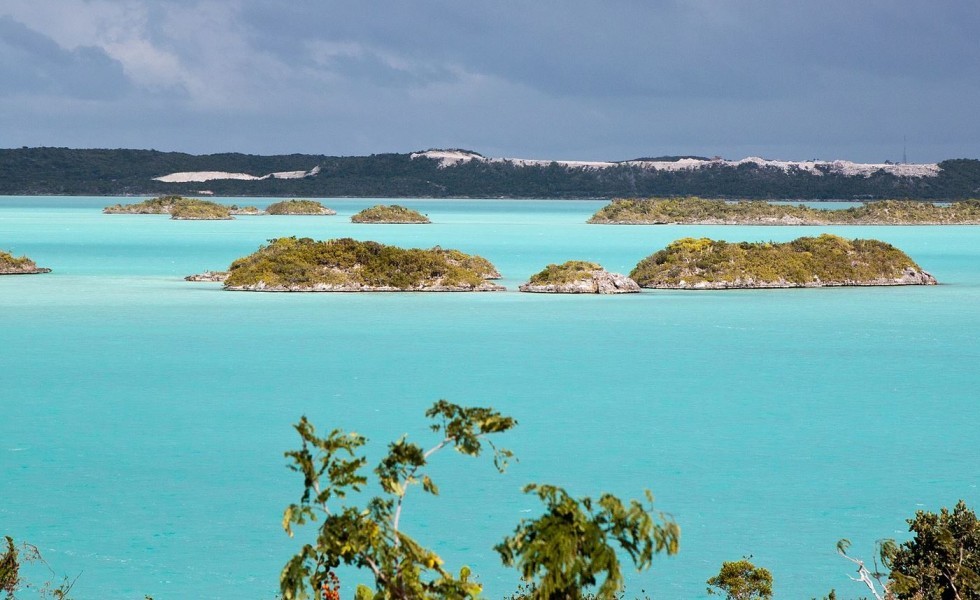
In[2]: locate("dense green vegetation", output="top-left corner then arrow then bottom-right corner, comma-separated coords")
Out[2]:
835,500 -> 980,600
526,261 -> 603,285
630,234 -> 934,288
4,147 -> 980,199
169,198 -> 233,220
0,250 -> 49,274
266,200 -> 337,215
888,500 -> 980,599
589,197 -> 980,224
351,204 -> 430,223
223,237 -> 500,291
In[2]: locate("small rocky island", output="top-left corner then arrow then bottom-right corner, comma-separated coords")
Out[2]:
351,204 -> 430,224
630,234 -> 937,289
519,261 -> 639,294
104,196 -> 250,220
265,199 -> 337,215
184,271 -> 229,282
222,237 -> 503,292
589,197 -> 980,225
0,250 -> 51,274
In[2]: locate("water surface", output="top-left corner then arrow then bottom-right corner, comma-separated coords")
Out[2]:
2,196 -> 979,599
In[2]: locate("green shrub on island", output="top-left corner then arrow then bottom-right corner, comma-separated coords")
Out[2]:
351,204 -> 430,223
169,198 -> 233,220
630,234 -> 937,289
527,261 -> 604,285
265,199 -> 337,215
588,197 -> 980,225
434,246 -> 501,279
103,195 -> 185,214
223,237 -> 503,291
0,250 -> 50,274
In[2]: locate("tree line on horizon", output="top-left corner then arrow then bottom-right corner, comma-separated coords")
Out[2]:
1,147 -> 980,200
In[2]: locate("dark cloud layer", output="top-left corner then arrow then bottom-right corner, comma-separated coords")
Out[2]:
0,1 -> 977,162
0,16 -> 130,100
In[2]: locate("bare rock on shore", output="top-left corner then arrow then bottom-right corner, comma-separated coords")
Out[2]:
0,250 -> 51,275
184,271 -> 229,282
519,261 -> 640,294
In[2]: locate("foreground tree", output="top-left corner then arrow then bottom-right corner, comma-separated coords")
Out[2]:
837,500 -> 980,600
706,558 -> 773,600
887,500 -> 980,599
280,401 -> 516,600
496,485 -> 679,599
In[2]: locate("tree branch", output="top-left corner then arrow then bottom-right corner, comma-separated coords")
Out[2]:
838,547 -> 888,600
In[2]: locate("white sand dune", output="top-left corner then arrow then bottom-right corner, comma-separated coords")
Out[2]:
410,150 -> 940,178
154,165 -> 320,183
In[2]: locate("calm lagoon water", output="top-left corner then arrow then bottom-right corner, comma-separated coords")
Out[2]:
2,196 -> 979,599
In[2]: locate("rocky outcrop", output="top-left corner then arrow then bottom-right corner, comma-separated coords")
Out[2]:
520,270 -> 640,294
519,261 -> 640,294
0,251 -> 50,274
184,271 -> 229,282
643,266 -> 937,289
230,205 -> 263,215
226,280 -> 505,292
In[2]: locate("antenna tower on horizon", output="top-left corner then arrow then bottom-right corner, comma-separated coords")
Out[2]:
903,135 -> 908,164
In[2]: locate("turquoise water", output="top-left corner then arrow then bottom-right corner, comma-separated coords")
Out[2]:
2,197 -> 979,599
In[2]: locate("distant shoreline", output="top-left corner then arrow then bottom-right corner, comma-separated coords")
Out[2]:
2,147 -> 978,200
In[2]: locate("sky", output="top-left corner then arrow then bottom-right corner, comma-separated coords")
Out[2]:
0,1 -> 977,163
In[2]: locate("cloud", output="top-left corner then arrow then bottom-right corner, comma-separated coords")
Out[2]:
0,16 -> 131,100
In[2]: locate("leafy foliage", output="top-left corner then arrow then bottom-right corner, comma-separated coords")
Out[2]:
706,558 -> 773,600
886,500 -> 980,599
495,485 -> 680,599
266,200 -> 337,215
223,237 -> 500,291
527,261 -> 602,285
280,401 -> 517,600
351,205 -> 431,224
589,197 -> 980,224
630,234 -> 931,288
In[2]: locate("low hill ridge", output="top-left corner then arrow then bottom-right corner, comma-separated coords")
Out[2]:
2,147 -> 978,199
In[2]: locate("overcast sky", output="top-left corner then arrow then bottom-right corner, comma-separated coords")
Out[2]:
1,1 -> 977,162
